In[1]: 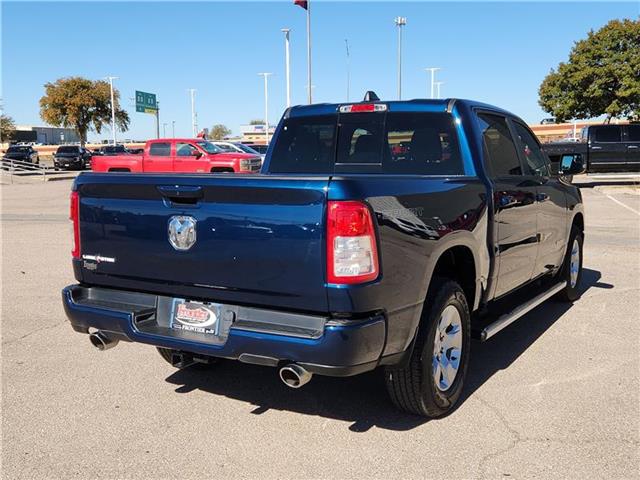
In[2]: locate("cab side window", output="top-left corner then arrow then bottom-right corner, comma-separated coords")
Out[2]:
592,126 -> 622,143
512,122 -> 550,177
477,113 -> 522,177
627,125 -> 640,142
149,142 -> 171,156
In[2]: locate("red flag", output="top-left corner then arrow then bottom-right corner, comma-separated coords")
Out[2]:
294,0 -> 308,10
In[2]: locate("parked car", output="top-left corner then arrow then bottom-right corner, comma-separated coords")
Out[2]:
3,145 -> 39,164
543,124 -> 640,174
62,96 -> 585,418
540,118 -> 556,125
54,146 -> 92,170
246,144 -> 269,155
90,138 -> 262,173
212,141 -> 265,161
92,144 -> 130,156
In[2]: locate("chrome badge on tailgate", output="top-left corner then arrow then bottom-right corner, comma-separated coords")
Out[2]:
168,216 -> 197,251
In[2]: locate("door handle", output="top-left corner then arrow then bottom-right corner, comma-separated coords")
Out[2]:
627,145 -> 639,149
157,185 -> 203,201
591,146 -> 603,150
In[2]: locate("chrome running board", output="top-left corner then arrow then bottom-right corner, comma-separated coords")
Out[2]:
479,281 -> 567,341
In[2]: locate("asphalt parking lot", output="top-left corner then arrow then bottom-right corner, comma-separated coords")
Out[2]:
1,177 -> 639,479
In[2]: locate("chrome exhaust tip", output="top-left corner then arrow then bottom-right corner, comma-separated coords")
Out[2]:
89,332 -> 119,351
279,364 -> 312,389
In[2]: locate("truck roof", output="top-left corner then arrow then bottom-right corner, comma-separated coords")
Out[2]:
285,98 -> 518,121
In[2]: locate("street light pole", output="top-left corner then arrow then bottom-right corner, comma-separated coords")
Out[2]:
162,123 -> 167,137
106,76 -> 118,145
281,28 -> 291,108
258,73 -> 273,145
435,81 -> 444,99
171,120 -> 175,138
424,67 -> 440,99
188,89 -> 197,137
394,17 -> 406,100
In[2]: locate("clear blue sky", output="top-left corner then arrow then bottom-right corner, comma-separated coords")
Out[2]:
2,1 -> 638,141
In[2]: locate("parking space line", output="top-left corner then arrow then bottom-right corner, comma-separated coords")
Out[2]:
603,194 -> 640,217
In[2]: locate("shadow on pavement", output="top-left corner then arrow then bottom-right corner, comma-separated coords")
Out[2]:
165,268 -> 606,432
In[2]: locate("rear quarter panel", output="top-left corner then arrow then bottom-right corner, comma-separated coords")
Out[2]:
328,175 -> 489,355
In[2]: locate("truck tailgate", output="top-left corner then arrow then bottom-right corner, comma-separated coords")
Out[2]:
76,174 -> 329,312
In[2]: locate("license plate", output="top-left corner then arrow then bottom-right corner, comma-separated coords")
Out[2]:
170,299 -> 221,335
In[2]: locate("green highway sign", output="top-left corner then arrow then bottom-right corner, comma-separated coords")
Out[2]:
135,90 -> 157,113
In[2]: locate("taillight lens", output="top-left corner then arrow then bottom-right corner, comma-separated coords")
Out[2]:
70,191 -> 80,259
327,201 -> 379,284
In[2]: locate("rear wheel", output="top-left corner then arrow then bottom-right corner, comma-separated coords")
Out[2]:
385,278 -> 471,418
556,228 -> 583,302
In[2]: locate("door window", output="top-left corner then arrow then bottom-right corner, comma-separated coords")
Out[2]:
592,126 -> 622,143
477,113 -> 522,177
176,143 -> 198,156
512,122 -> 550,177
149,142 -> 171,156
627,125 -> 640,142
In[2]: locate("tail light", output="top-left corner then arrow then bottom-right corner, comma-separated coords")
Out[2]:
70,191 -> 80,259
327,201 -> 379,284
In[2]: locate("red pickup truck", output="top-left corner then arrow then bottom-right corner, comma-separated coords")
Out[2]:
91,138 -> 262,173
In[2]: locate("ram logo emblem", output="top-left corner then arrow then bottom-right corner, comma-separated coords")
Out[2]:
168,216 -> 197,251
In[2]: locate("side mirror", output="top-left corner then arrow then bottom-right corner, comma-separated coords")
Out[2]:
192,150 -> 203,159
559,154 -> 585,175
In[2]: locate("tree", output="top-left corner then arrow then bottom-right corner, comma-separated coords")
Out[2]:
539,19 -> 640,122
39,77 -> 130,146
0,114 -> 16,143
208,124 -> 231,140
249,119 -> 265,125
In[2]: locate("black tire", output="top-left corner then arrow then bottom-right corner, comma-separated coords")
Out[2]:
156,347 -> 218,369
385,278 -> 471,418
556,227 -> 584,302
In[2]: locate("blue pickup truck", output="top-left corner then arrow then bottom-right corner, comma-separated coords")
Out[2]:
62,95 -> 585,418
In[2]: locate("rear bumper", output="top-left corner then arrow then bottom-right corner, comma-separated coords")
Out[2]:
62,285 -> 387,376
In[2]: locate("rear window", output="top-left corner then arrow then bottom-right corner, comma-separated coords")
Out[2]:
269,111 -> 463,175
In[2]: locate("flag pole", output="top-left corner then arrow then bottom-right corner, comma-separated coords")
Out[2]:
306,0 -> 312,104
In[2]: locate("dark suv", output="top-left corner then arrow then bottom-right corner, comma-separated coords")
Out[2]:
54,146 -> 92,170
3,146 -> 39,164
